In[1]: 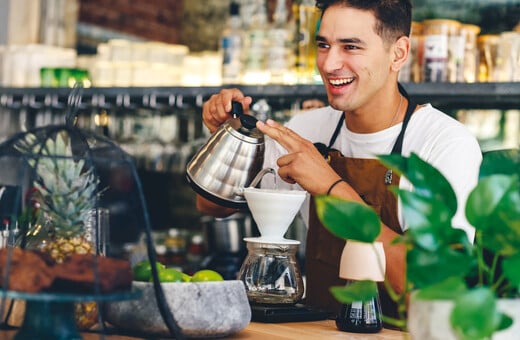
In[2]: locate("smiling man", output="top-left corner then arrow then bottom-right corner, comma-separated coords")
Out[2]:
197,0 -> 482,319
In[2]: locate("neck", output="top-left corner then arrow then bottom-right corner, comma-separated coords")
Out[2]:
345,92 -> 407,133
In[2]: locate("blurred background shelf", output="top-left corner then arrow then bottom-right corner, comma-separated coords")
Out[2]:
1,82 -> 520,110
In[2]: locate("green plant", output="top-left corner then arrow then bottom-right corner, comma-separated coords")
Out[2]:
315,150 -> 520,340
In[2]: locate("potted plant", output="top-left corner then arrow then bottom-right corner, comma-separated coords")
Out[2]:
315,150 -> 520,340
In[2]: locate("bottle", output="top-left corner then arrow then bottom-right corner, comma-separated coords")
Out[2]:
220,1 -> 243,84
266,0 -> 295,84
292,0 -> 321,84
241,0 -> 269,84
335,241 -> 385,333
164,228 -> 187,266
335,280 -> 383,333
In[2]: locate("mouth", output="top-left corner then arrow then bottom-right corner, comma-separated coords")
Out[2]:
328,77 -> 355,87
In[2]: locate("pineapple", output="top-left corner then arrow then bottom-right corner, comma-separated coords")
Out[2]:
16,132 -> 98,262
16,131 -> 101,328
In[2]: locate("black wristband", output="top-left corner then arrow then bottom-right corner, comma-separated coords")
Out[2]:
326,179 -> 344,195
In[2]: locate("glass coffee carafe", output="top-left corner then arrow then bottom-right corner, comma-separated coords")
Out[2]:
237,187 -> 306,305
238,239 -> 303,304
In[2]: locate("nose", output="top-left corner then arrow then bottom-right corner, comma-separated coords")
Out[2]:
318,47 -> 343,74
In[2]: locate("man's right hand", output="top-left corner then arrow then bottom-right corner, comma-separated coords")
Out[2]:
202,88 -> 253,133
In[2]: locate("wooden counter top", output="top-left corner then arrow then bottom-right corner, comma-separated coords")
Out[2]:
0,320 -> 407,339
229,320 -> 406,340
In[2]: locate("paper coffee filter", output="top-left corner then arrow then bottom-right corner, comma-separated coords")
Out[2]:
243,187 -> 306,240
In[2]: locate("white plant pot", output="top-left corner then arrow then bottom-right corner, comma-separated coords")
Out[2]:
407,297 -> 520,340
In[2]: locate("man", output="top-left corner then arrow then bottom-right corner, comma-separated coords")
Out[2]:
197,0 -> 482,317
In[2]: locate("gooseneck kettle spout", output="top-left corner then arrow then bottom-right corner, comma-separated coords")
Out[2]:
235,167 -> 275,196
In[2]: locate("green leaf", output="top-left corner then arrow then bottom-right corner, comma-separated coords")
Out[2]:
397,189 -> 452,228
414,277 -> 467,300
466,175 -> 517,232
379,153 -> 457,217
467,175 -> 520,256
407,246 -> 473,288
450,287 -> 512,340
502,253 -> 520,288
480,149 -> 520,179
315,195 -> 381,243
329,280 -> 378,304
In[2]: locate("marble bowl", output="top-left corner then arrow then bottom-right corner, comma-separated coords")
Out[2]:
105,280 -> 251,338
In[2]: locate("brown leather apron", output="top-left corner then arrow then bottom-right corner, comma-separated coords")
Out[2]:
305,85 -> 415,318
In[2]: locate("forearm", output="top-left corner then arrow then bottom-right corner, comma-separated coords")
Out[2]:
378,224 -> 406,295
195,194 -> 239,218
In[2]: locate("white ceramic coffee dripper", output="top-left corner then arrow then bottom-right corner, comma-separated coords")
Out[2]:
242,187 -> 306,244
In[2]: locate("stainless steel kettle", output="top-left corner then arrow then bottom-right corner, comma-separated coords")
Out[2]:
186,102 -> 274,208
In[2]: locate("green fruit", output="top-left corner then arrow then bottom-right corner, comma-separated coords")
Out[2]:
132,260 -> 165,282
191,269 -> 224,282
156,267 -> 183,282
181,272 -> 192,282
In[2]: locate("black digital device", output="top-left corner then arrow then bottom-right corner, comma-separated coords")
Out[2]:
251,303 -> 333,323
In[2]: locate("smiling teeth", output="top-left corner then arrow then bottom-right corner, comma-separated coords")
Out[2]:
329,78 -> 354,86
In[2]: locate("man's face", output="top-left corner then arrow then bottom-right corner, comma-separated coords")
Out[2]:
316,5 -> 394,113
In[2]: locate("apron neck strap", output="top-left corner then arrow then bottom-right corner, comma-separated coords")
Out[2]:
391,83 -> 416,154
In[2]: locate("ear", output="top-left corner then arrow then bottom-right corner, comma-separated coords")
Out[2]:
390,36 -> 410,72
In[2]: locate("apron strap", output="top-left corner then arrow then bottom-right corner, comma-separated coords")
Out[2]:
391,83 -> 416,154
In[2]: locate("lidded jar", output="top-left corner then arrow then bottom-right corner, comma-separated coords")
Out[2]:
422,19 -> 461,82
238,240 -> 304,305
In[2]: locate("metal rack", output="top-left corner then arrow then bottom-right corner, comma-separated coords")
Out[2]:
0,82 -> 519,111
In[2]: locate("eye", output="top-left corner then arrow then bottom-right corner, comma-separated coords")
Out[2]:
344,44 -> 359,50
317,42 -> 330,49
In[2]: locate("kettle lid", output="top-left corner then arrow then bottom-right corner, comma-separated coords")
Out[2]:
229,101 -> 263,139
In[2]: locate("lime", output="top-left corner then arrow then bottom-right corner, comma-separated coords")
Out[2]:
132,260 -> 165,282
154,267 -> 184,282
190,269 -> 224,282
181,272 -> 192,282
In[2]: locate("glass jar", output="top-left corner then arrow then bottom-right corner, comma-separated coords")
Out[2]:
460,24 -> 481,83
478,34 -> 500,82
422,19 -> 461,82
237,240 -> 304,305
496,31 -> 520,82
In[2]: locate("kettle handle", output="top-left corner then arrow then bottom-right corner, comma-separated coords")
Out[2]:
232,101 -> 258,130
231,101 -> 244,118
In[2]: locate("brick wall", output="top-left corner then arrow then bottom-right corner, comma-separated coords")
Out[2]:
78,0 -> 184,45
77,0 -> 286,52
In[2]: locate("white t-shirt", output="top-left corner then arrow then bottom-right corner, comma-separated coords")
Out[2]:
261,104 -> 482,241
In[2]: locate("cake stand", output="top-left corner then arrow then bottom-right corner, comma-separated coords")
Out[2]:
0,288 -> 141,340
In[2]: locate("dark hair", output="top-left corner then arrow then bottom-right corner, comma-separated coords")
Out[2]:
315,0 -> 412,44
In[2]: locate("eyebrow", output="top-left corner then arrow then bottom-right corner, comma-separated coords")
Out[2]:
316,35 -> 366,46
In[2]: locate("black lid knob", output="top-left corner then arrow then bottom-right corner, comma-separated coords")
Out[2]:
240,114 -> 258,130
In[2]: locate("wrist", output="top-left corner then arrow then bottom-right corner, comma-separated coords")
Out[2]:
326,178 -> 345,195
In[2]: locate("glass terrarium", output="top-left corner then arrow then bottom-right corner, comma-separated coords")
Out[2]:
0,86 -> 182,339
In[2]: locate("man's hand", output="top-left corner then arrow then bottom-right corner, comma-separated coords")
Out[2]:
202,88 -> 253,133
256,119 -> 342,196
